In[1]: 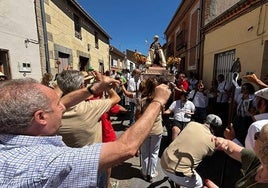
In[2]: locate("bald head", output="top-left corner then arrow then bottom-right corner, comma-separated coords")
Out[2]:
261,124 -> 268,141
133,69 -> 141,75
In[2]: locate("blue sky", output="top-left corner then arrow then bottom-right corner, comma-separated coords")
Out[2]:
77,0 -> 182,55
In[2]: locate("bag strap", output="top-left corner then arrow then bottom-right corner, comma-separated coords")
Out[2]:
220,81 -> 227,102
190,89 -> 197,101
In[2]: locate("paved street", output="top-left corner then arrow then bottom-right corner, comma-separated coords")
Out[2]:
109,114 -> 243,188
110,115 -> 173,188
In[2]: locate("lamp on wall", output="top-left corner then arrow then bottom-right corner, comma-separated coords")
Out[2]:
247,26 -> 253,31
87,43 -> 91,51
24,38 -> 39,48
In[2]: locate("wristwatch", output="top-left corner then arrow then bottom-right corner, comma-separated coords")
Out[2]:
87,84 -> 95,95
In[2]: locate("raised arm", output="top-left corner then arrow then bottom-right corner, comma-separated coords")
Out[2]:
243,74 -> 268,89
99,84 -> 171,170
121,84 -> 134,98
106,88 -> 121,107
61,71 -> 120,109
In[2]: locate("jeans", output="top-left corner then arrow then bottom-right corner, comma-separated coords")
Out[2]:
97,170 -> 107,188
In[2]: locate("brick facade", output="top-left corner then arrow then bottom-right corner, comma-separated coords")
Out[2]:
165,0 -> 201,75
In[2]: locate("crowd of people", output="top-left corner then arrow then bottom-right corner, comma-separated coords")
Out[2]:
0,65 -> 268,188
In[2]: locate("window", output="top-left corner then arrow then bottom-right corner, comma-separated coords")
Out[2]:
79,56 -> 89,71
112,59 -> 117,67
176,30 -> 187,51
214,50 -> 236,83
167,43 -> 174,57
99,62 -> 104,74
94,31 -> 99,49
74,14 -> 82,40
58,52 -> 70,73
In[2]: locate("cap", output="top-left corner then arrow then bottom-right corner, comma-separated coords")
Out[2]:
154,35 -> 159,39
87,66 -> 94,71
0,72 -> 7,78
255,88 -> 268,100
117,70 -> 122,75
205,114 -> 222,127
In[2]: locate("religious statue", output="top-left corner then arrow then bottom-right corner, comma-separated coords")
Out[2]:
146,35 -> 166,67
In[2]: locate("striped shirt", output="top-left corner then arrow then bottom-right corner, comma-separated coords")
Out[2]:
0,134 -> 101,187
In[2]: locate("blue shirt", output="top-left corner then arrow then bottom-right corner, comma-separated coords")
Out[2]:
0,134 -> 102,187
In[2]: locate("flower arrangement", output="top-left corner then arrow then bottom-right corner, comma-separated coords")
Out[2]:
167,56 -> 181,65
134,52 -> 147,64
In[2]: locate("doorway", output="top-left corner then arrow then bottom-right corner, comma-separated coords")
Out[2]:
0,49 -> 11,79
58,52 -> 70,73
79,56 -> 89,71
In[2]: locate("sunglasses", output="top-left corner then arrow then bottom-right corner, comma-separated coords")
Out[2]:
254,131 -> 261,141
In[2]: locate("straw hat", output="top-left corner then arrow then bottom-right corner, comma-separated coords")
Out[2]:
0,72 -> 7,78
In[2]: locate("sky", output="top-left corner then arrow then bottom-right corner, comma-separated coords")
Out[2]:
77,0 -> 182,55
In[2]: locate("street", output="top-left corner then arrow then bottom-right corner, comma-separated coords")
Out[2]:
110,115 -> 172,188
109,114 -> 243,188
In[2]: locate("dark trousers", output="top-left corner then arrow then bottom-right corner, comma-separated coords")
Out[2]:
129,102 -> 136,125
215,102 -> 229,136
193,107 -> 207,123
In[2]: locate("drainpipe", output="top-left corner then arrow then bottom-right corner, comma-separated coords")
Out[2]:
198,0 -> 204,79
40,0 -> 51,73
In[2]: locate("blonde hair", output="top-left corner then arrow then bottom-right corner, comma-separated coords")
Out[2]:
41,73 -> 53,86
259,124 -> 268,169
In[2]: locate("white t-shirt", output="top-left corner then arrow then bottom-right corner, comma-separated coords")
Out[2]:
245,113 -> 268,149
169,100 -> 195,122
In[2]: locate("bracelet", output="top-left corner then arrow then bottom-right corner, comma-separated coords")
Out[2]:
151,99 -> 164,111
87,84 -> 95,95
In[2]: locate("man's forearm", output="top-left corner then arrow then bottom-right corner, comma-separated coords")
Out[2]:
99,101 -> 162,170
61,87 -> 91,109
108,89 -> 120,106
222,139 -> 243,162
121,101 -> 161,145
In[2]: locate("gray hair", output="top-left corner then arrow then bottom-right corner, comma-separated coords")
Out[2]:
57,70 -> 85,95
0,78 -> 51,134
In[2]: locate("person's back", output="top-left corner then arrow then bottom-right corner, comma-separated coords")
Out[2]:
56,70 -> 120,147
161,114 -> 222,188
161,121 -> 215,177
59,99 -> 111,146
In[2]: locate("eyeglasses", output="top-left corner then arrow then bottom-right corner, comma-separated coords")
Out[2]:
254,131 -> 261,141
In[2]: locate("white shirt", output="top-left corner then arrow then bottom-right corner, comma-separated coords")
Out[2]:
188,78 -> 198,90
217,81 -> 231,103
169,100 -> 195,122
188,90 -> 208,108
126,77 -> 141,104
235,94 -> 255,117
245,113 -> 268,149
